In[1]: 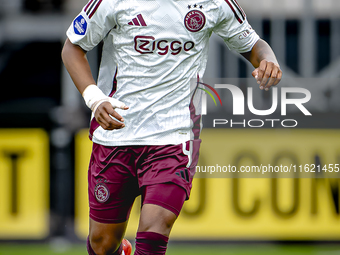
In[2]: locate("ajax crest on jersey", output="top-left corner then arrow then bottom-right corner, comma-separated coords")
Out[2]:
74,15 -> 87,35
94,183 -> 110,203
184,10 -> 206,32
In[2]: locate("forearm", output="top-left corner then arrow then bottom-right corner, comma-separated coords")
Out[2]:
241,39 -> 279,68
61,38 -> 128,130
61,38 -> 96,95
240,39 -> 282,90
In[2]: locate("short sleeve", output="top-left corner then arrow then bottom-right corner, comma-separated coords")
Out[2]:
213,0 -> 260,53
66,0 -> 116,52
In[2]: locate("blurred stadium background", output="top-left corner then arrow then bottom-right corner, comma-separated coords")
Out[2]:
1,0 -> 340,254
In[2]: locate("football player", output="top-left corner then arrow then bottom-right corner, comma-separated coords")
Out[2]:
62,0 -> 282,254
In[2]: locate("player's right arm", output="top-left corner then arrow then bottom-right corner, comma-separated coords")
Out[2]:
62,38 -> 95,95
62,0 -> 128,130
62,39 -> 127,130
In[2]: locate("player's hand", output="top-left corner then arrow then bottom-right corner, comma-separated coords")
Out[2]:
94,101 -> 129,130
252,59 -> 282,91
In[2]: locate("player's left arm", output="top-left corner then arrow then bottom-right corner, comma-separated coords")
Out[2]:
241,39 -> 282,91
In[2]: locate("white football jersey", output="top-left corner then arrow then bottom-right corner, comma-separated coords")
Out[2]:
67,0 -> 259,146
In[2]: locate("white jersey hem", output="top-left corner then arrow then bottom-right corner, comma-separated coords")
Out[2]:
91,136 -> 191,147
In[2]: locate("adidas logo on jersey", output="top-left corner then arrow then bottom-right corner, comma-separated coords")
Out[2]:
128,14 -> 147,26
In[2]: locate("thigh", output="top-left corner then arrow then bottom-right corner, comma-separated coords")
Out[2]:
139,139 -> 202,199
137,183 -> 187,236
142,183 -> 187,216
88,143 -> 140,223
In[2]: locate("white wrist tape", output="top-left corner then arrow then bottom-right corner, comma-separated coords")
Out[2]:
82,85 -> 126,114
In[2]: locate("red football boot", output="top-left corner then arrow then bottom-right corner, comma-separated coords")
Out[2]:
121,239 -> 132,255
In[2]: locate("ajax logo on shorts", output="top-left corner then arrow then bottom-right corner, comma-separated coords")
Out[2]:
184,10 -> 206,32
74,15 -> 87,35
94,182 -> 110,203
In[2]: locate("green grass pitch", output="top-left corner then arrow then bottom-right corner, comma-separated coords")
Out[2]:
1,243 -> 340,255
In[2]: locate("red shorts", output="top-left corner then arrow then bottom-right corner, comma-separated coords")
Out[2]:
88,140 -> 201,224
